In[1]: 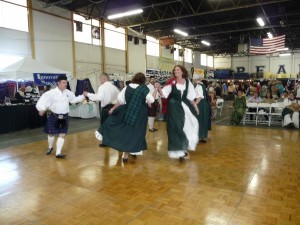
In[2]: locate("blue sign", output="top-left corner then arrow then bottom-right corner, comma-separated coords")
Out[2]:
33,73 -> 66,86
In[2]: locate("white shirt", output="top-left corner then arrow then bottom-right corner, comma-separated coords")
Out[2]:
296,83 -> 300,98
147,83 -> 159,100
36,87 -> 84,114
161,80 -> 196,101
195,83 -> 204,99
283,98 -> 297,108
117,83 -> 154,105
87,81 -> 120,107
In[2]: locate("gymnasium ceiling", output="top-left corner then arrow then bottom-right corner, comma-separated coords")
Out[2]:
37,0 -> 300,56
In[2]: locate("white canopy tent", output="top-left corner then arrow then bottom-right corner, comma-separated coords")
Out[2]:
0,57 -> 72,82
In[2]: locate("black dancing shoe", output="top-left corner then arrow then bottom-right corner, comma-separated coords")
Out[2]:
130,154 -> 137,159
179,156 -> 185,163
56,154 -> 66,159
99,143 -> 107,147
148,129 -> 156,132
46,148 -> 53,155
122,158 -> 128,163
153,128 -> 158,131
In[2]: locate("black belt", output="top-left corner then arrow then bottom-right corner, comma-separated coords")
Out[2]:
51,112 -> 67,119
102,104 -> 114,110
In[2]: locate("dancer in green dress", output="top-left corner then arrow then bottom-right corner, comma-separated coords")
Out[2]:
230,89 -> 246,125
95,73 -> 158,162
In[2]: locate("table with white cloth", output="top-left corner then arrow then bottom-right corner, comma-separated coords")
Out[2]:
69,102 -> 99,119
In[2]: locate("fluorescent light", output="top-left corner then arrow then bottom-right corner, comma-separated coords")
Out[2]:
108,9 -> 143,19
279,53 -> 291,57
277,47 -> 289,51
267,32 -> 273,39
257,18 -> 265,26
201,40 -> 210,46
174,29 -> 188,37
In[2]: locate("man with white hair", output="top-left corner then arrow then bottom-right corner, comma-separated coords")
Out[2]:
84,73 -> 120,147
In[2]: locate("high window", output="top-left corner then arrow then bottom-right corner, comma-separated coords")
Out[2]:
146,36 -> 159,56
104,23 -> 125,50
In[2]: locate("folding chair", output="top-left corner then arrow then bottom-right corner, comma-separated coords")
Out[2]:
216,98 -> 224,116
256,103 -> 271,126
269,102 -> 284,126
243,102 -> 258,125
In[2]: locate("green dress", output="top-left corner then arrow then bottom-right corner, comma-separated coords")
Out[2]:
166,79 -> 198,151
196,83 -> 210,140
98,85 -> 148,152
230,96 -> 246,125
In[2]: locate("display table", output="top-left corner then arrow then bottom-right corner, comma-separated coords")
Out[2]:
69,102 -> 99,119
0,104 -> 44,134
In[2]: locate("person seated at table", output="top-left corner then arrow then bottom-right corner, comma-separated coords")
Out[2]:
230,89 -> 246,125
247,92 -> 262,120
282,92 -> 299,128
260,91 -> 276,121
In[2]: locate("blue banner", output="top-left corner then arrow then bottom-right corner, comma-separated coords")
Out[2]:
33,73 -> 66,86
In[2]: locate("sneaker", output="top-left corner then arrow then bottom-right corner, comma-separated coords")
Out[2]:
46,148 -> 53,155
148,129 -> 156,132
56,154 -> 66,159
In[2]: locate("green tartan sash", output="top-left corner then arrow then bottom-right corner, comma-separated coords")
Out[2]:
124,84 -> 149,126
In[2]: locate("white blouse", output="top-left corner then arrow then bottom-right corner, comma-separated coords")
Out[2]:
117,83 -> 154,104
161,79 -> 196,101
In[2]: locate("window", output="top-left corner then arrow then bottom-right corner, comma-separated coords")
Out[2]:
174,44 -> 183,61
184,48 -> 193,63
146,36 -> 159,56
104,23 -> 125,50
73,14 -> 100,45
0,0 -> 28,32
201,54 -> 207,66
207,55 -> 214,67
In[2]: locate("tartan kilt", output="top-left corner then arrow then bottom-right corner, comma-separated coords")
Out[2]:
147,100 -> 159,117
43,113 -> 69,134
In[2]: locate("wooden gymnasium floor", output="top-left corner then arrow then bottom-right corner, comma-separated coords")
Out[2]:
0,106 -> 300,225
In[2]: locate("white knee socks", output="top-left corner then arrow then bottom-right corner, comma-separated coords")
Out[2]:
148,117 -> 155,129
56,137 -> 65,155
48,135 -> 54,149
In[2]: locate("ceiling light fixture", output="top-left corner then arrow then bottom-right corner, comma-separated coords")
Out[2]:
108,9 -> 143,20
279,53 -> 291,57
174,29 -> 188,37
201,40 -> 210,46
267,32 -> 273,39
277,47 -> 289,51
257,17 -> 265,26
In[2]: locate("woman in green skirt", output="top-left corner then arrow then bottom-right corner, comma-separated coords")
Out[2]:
95,73 -> 158,162
230,89 -> 246,125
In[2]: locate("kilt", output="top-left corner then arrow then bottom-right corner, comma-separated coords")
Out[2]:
147,100 -> 159,117
43,112 -> 69,135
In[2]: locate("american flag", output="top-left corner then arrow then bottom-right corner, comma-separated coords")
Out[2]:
250,35 -> 285,55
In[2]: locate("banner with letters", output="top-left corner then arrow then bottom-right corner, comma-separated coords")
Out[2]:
33,73 -> 66,86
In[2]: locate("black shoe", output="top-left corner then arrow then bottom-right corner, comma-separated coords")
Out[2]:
56,154 -> 66,159
99,143 -> 107,147
149,129 -> 156,132
184,152 -> 189,158
199,139 -> 207,143
46,147 -> 53,155
130,154 -> 137,159
153,128 -> 158,131
179,156 -> 185,163
284,123 -> 295,129
122,158 -> 128,163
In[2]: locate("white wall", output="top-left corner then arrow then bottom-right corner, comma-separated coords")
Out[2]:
215,53 -> 300,78
0,28 -> 30,56
32,1 -> 73,73
127,38 -> 146,74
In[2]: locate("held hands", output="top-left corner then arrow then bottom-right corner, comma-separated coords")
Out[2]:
39,111 -> 45,116
154,82 -> 161,90
83,91 -> 89,97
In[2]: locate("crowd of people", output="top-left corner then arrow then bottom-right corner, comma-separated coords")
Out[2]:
35,68 -> 300,163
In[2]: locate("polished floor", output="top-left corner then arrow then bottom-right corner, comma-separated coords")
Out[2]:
0,106 -> 300,225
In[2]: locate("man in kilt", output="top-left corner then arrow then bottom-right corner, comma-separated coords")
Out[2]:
83,73 -> 119,147
36,75 -> 85,159
147,76 -> 160,132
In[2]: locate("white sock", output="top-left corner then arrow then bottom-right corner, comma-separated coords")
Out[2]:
148,117 -> 155,129
48,135 -> 54,149
56,137 -> 65,155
